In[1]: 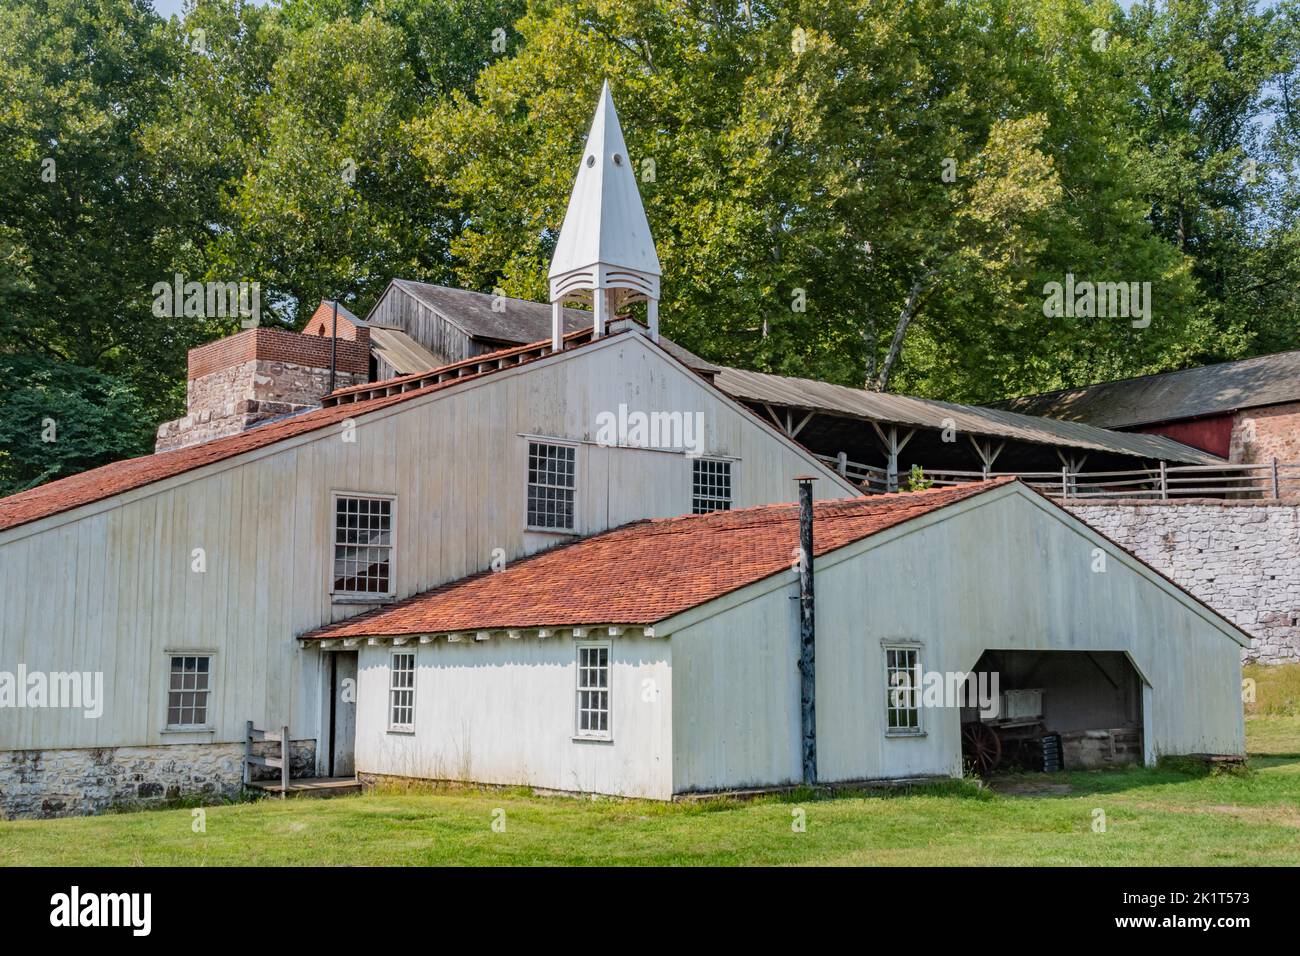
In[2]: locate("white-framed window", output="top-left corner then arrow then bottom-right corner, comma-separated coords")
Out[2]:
332,493 -> 395,597
527,440 -> 576,531
692,458 -> 732,514
884,645 -> 923,735
166,654 -> 213,729
389,651 -> 416,732
575,643 -> 611,740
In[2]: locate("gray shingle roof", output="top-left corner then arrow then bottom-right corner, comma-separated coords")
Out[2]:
378,280 -> 718,375
386,280 -> 589,343
996,350 -> 1300,428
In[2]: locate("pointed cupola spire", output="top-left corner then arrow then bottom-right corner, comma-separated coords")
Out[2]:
549,80 -> 661,350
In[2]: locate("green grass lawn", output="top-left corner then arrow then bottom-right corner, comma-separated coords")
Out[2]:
4,669 -> 1298,867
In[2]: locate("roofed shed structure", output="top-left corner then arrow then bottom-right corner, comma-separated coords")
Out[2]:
997,350 -> 1300,465
714,367 -> 1220,494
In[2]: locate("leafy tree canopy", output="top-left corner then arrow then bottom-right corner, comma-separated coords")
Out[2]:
0,0 -> 1298,493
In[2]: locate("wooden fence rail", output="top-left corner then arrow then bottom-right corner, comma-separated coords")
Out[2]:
817,455 -> 1300,501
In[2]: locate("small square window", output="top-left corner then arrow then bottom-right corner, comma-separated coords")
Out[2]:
692,458 -> 732,514
166,655 -> 212,728
527,441 -> 576,530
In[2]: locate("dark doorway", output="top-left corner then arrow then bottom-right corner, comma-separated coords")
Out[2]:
328,651 -> 358,777
962,650 -> 1144,774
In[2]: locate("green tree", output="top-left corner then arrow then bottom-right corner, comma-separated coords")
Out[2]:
1124,0 -> 1300,361
413,0 -> 1216,403
0,355 -> 157,493
0,0 -> 186,423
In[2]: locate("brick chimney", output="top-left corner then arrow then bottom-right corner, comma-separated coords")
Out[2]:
155,302 -> 371,453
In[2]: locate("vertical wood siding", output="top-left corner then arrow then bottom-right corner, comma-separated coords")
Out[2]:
670,487 -> 1245,793
0,334 -> 851,754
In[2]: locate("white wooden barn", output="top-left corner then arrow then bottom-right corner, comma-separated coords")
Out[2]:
306,479 -> 1245,799
0,85 -> 1245,816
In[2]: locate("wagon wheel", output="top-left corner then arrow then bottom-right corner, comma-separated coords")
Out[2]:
962,721 -> 1003,776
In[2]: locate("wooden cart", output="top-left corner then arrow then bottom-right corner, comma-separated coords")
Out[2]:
961,688 -> 1046,775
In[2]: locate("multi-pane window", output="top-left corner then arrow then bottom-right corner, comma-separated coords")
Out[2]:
333,495 -> 394,596
527,441 -> 576,530
885,646 -> 922,734
692,458 -> 732,514
389,652 -> 415,732
575,644 -> 610,739
166,655 -> 212,728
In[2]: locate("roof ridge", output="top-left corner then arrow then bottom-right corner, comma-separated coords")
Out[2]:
998,348 -> 1300,406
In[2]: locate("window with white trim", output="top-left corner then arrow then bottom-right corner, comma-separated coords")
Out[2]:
166,655 -> 212,729
884,646 -> 922,734
692,458 -> 732,514
332,494 -> 394,596
575,643 -> 610,739
389,651 -> 415,732
527,441 -> 576,530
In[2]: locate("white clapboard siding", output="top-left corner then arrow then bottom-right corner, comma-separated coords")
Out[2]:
354,635 -> 673,799
0,333 -> 855,753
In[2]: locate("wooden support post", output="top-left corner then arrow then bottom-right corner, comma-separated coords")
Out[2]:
836,451 -> 848,477
281,725 -> 290,797
1061,467 -> 1069,500
1159,460 -> 1168,499
551,301 -> 563,352
871,423 -> 915,493
1272,457 -> 1280,499
647,298 -> 659,343
795,477 -> 817,785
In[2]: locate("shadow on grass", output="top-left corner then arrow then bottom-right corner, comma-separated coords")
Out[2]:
982,758 -> 1264,802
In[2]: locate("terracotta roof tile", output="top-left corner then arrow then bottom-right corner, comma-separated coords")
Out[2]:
302,479 -> 1013,640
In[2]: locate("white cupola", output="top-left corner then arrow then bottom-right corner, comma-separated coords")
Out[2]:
549,80 -> 661,350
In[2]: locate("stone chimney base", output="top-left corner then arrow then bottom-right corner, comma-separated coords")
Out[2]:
155,327 -> 370,453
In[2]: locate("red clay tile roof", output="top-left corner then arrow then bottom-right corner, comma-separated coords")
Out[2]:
302,479 -> 1013,640
0,333 -> 601,534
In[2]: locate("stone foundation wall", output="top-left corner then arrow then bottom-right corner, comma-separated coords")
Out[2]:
1066,500 -> 1300,664
0,739 -> 315,819
1061,728 -> 1142,770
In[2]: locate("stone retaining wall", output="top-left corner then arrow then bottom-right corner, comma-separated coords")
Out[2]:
1066,500 -> 1300,664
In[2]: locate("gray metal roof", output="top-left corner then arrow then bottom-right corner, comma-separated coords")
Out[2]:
713,367 -> 1221,464
369,327 -> 444,376
996,350 -> 1300,428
